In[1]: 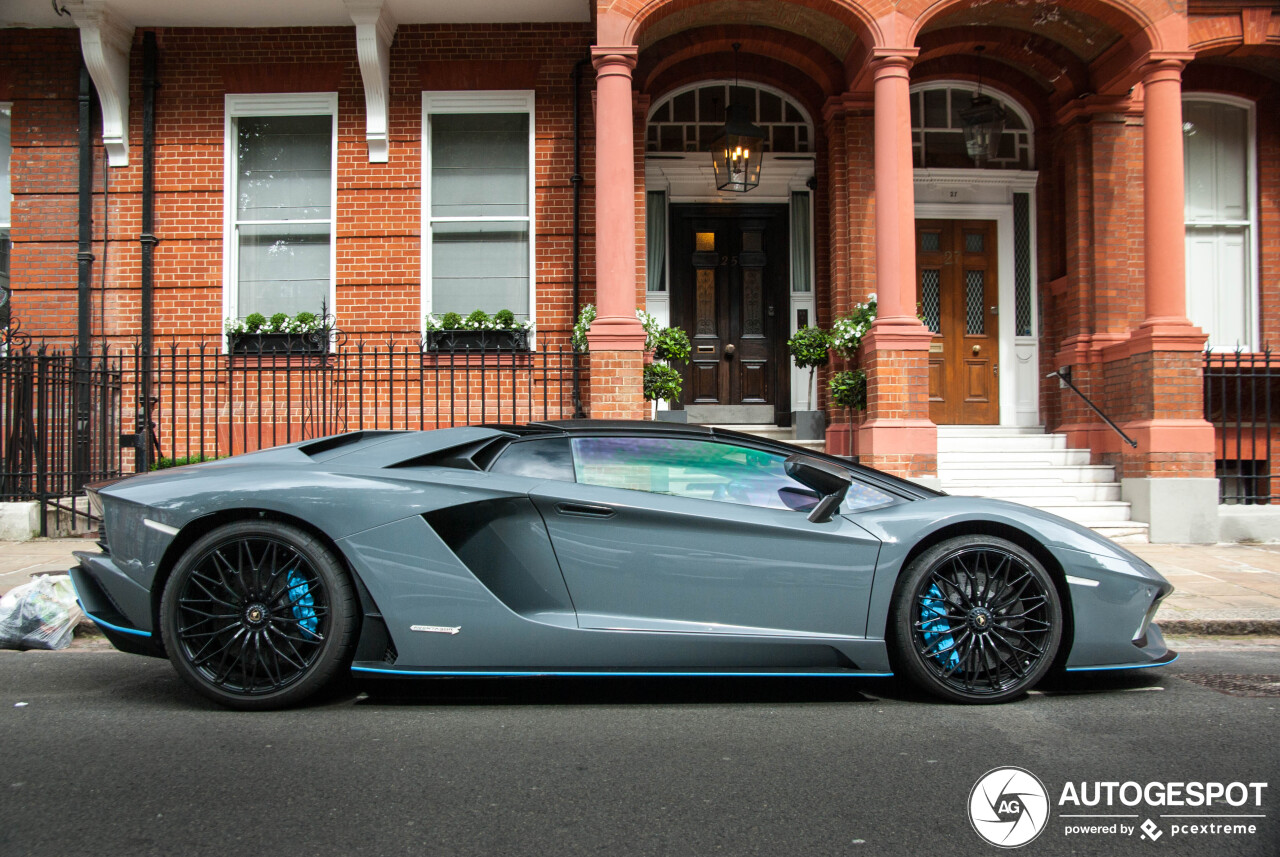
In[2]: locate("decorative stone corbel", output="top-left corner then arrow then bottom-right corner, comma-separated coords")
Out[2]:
66,1 -> 134,167
346,0 -> 397,163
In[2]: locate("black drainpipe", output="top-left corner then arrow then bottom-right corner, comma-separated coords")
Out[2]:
137,31 -> 158,471
73,60 -> 96,488
75,62 -> 95,354
570,55 -> 590,418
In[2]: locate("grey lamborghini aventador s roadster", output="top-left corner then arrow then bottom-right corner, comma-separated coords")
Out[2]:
70,420 -> 1176,709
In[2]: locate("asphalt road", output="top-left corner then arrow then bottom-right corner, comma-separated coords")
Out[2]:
2,639 -> 1277,857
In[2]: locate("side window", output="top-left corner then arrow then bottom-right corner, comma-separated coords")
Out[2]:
488,436 -> 575,482
570,436 -> 817,511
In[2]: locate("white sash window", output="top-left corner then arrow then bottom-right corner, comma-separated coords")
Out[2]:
421,92 -> 535,329
223,93 -> 338,326
1184,96 -> 1257,350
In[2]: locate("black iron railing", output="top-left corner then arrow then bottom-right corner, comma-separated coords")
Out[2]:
0,338 -> 585,532
1047,365 -> 1137,448
0,346 -> 124,533
1204,348 -> 1280,505
148,340 -> 583,462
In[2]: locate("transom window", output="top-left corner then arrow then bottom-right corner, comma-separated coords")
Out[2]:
422,91 -> 535,328
647,82 -> 812,154
223,93 -> 337,327
910,84 -> 1033,170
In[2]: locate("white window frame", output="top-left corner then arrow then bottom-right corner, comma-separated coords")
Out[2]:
1183,93 -> 1258,352
0,102 -> 11,233
222,93 -> 339,347
421,90 -> 537,340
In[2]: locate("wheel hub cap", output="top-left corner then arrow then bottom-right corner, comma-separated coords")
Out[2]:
244,603 -> 268,627
967,607 -> 994,633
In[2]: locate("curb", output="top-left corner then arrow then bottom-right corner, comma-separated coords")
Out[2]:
1158,618 -> 1280,636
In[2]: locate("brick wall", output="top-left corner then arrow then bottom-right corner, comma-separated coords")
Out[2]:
6,24 -> 595,352
2,28 -> 84,345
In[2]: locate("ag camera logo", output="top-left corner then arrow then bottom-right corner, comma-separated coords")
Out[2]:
969,767 -> 1050,848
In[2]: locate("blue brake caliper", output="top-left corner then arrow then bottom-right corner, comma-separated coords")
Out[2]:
286,569 -> 318,638
920,583 -> 959,669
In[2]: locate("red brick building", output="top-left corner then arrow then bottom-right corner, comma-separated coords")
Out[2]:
1,0 -> 1278,542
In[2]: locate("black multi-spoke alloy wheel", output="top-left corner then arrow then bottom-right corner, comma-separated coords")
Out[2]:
889,535 -> 1062,704
160,521 -> 357,710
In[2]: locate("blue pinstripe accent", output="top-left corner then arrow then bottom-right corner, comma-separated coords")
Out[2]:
352,667 -> 893,678
1065,653 -> 1179,673
83,609 -> 153,638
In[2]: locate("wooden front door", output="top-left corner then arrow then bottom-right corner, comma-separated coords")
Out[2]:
669,205 -> 789,412
918,219 -> 1000,425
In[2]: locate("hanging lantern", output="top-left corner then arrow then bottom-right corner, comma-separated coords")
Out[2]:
960,45 -> 1007,166
960,94 -> 1007,165
712,44 -> 765,193
712,102 -> 765,192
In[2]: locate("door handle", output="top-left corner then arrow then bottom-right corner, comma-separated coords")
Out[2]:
555,503 -> 616,519
724,344 -> 736,358
972,344 -> 980,355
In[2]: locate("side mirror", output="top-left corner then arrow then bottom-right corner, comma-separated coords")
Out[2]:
784,453 -> 852,524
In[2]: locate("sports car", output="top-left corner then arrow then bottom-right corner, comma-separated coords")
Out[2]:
70,420 -> 1176,709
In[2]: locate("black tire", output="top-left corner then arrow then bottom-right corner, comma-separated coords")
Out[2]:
889,535 -> 1062,704
160,520 -> 358,710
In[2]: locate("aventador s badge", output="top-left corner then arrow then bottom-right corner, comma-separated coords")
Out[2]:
410,625 -> 461,635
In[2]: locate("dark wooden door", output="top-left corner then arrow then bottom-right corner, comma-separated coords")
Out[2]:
669,205 -> 789,411
918,219 -> 1000,425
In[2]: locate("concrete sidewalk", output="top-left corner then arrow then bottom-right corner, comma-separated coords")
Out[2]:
3,537 -> 1280,635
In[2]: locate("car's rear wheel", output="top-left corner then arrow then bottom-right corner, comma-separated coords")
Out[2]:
160,520 -> 357,710
889,535 -> 1062,704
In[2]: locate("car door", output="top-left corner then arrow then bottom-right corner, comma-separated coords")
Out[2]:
528,435 -> 886,639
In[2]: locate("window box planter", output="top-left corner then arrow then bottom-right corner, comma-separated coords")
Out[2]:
424,329 -> 530,353
229,331 -> 328,356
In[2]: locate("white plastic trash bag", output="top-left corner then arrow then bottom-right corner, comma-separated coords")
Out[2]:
0,574 -> 85,651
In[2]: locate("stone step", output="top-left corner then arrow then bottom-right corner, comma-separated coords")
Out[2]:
936,425 -> 1049,437
940,464 -> 1119,483
938,449 -> 1093,467
937,434 -> 1067,452
943,482 -> 1123,503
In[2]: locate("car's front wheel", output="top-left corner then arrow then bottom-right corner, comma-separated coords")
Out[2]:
889,535 -> 1062,703
160,520 -> 358,710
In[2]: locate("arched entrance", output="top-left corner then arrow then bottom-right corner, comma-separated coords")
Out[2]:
644,81 -> 817,425
909,82 -> 1040,426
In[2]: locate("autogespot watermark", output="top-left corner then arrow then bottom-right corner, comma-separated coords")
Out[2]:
967,768 -> 1269,847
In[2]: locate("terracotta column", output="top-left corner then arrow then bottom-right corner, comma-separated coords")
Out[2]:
587,46 -> 647,419
869,51 -> 920,329
854,49 -> 937,481
1140,55 -> 1197,329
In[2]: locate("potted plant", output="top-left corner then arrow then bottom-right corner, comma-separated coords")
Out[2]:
829,368 -> 868,459
648,323 -> 691,421
787,325 -> 833,440
424,308 -> 532,352
225,311 -> 330,355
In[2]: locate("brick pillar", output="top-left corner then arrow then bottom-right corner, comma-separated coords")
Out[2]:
821,94 -> 874,456
1101,54 -> 1218,542
855,49 -> 937,481
588,46 -> 647,419
1049,97 -> 1144,455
